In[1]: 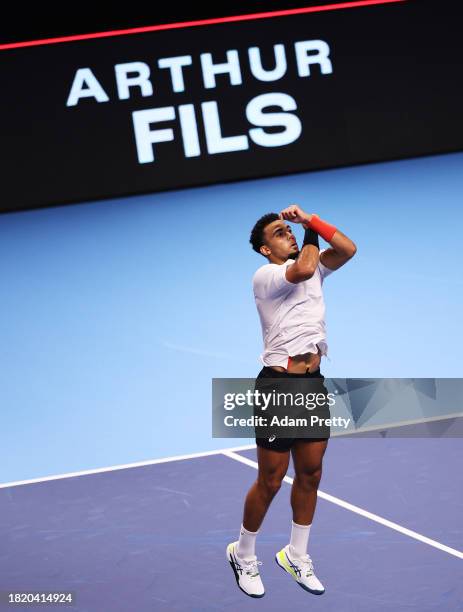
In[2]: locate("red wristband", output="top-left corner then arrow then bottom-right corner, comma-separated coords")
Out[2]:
305,214 -> 337,242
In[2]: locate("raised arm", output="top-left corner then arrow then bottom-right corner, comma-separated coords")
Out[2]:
280,204 -> 357,276
279,205 -> 320,283
318,227 -> 357,271
307,213 -> 357,271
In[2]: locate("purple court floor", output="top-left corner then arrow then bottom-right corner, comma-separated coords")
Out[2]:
1,437 -> 462,611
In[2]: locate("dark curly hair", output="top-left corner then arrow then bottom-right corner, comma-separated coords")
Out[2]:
249,213 -> 280,255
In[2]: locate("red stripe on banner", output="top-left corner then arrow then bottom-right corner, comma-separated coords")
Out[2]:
0,0 -> 407,51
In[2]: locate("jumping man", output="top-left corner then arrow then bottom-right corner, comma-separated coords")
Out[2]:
227,204 -> 357,598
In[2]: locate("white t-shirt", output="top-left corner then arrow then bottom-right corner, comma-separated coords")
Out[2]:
252,248 -> 334,367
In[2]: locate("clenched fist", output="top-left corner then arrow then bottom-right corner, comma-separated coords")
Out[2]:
279,204 -> 313,226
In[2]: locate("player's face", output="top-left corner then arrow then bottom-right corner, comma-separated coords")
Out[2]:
262,220 -> 299,260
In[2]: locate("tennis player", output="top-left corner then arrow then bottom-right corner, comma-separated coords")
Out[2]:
227,204 -> 356,597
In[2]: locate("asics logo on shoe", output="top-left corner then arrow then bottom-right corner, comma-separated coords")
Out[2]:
235,564 -> 243,575
232,556 -> 244,575
275,546 -> 324,595
285,553 -> 302,577
227,541 -> 265,598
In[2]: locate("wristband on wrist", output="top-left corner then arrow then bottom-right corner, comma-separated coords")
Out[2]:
303,214 -> 337,242
302,227 -> 319,249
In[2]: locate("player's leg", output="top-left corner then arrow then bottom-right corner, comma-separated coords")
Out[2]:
290,438 -> 328,525
275,438 -> 328,595
242,444 -> 291,533
227,444 -> 290,598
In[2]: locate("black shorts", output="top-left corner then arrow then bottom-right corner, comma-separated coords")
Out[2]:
254,365 -> 330,452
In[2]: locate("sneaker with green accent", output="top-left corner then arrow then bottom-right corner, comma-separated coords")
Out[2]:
275,544 -> 325,595
226,541 -> 265,598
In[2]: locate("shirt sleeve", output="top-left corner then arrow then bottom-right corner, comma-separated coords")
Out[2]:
253,263 -> 295,299
318,248 -> 335,280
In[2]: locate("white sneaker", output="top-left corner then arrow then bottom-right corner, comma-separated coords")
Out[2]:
275,544 -> 325,595
226,541 -> 265,598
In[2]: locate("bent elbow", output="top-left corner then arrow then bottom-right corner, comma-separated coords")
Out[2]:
348,243 -> 357,258
299,265 -> 317,280
287,264 -> 316,284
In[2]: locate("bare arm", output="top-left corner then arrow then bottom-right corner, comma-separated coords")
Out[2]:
279,206 -> 319,283
286,244 -> 319,283
319,228 -> 357,271
279,204 -> 357,279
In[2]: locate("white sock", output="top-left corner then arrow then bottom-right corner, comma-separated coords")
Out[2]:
289,520 -> 311,557
236,523 -> 258,559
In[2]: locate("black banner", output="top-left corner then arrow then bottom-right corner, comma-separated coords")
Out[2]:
1,1 -> 462,213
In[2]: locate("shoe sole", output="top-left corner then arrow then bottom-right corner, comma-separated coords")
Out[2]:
227,545 -> 265,598
275,553 -> 325,595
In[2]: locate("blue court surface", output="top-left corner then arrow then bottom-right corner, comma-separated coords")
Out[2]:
1,152 -> 463,610
1,433 -> 462,611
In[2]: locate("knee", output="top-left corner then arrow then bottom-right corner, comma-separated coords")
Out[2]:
258,472 -> 285,498
295,467 -> 322,491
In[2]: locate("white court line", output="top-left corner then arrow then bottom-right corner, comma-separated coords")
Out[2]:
0,443 -> 257,489
1,412 -> 461,489
222,449 -> 463,561
2,437 -> 463,561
